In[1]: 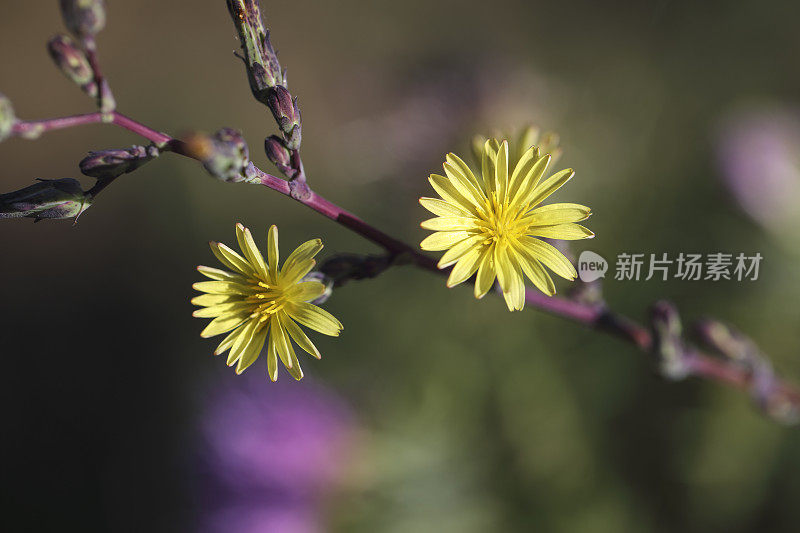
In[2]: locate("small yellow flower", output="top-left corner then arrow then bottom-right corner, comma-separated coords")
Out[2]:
472,126 -> 563,168
420,138 -> 594,311
192,224 -> 343,380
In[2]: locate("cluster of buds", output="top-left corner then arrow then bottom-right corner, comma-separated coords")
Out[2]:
0,178 -> 91,221
184,128 -> 256,183
0,93 -> 15,143
694,319 -> 797,423
47,35 -> 97,99
226,0 -> 302,178
650,301 -> 690,380
54,0 -> 114,112
59,0 -> 106,38
226,0 -> 284,102
80,145 -> 160,180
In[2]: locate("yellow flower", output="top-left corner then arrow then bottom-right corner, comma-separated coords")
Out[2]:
472,126 -> 563,168
420,138 -> 594,311
192,224 -> 343,380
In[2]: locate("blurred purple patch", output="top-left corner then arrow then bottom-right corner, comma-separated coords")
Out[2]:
195,373 -> 356,533
716,107 -> 800,233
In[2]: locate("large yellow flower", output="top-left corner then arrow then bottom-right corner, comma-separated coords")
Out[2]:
192,224 -> 343,380
420,139 -> 593,311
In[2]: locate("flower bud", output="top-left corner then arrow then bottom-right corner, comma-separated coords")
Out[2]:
302,272 -> 334,305
184,128 -> 253,183
47,35 -> 97,98
266,86 -> 302,148
650,301 -> 688,380
264,135 -> 292,173
0,178 -> 91,221
60,0 -> 106,37
226,0 -> 284,102
694,319 -> 756,363
0,93 -> 15,143
319,253 -> 393,288
80,145 -> 159,179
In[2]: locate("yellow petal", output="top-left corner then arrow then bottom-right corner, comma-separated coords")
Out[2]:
192,301 -> 253,318
236,223 -> 269,280
227,318 -> 258,367
444,161 -> 487,209
523,168 -> 575,208
420,216 -> 480,232
526,203 -> 591,225
474,250 -> 496,299
437,234 -> 484,268
481,140 -> 497,194
529,223 -> 594,240
419,197 -> 470,217
286,281 -> 326,302
214,323 -> 247,356
286,302 -> 343,336
420,231 -> 471,251
280,312 -> 321,359
508,146 -> 538,199
236,322 -> 268,374
271,316 -> 303,380
501,262 -> 525,311
280,259 -> 316,287
493,244 -> 513,293
509,246 -> 556,296
445,152 -> 483,191
519,236 -> 577,280
197,265 -> 244,282
193,280 -> 254,295
267,225 -> 279,283
210,241 -> 256,278
509,154 -> 550,207
281,238 -> 323,277
191,293 -> 238,307
446,246 -> 483,287
494,140 -> 509,200
429,174 -> 481,216
200,313 -> 248,338
266,339 -> 279,381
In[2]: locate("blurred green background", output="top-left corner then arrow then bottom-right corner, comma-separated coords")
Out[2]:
2,1 -> 800,531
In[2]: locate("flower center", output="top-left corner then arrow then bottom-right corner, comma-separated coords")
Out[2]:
481,192 -> 529,248
246,281 -> 287,322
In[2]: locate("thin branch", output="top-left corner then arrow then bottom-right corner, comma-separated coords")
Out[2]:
10,111 -> 171,146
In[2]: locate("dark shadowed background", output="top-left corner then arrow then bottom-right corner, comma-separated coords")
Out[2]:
2,1 -> 800,531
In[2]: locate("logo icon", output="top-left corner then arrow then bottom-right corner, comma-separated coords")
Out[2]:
578,250 -> 608,282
